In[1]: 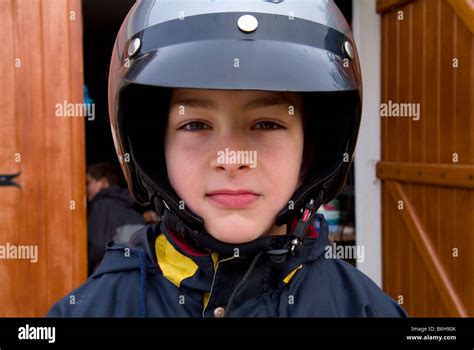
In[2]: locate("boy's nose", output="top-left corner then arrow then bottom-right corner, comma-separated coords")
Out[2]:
213,160 -> 252,174
211,135 -> 255,174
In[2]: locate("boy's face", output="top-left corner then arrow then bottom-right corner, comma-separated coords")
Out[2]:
86,174 -> 109,201
165,89 -> 304,244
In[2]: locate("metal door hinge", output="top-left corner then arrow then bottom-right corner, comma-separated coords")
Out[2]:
0,172 -> 21,189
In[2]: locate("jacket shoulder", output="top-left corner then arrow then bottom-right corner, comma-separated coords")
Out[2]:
285,258 -> 407,317
47,270 -> 142,317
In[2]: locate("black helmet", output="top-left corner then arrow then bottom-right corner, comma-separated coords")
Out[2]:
109,0 -> 362,252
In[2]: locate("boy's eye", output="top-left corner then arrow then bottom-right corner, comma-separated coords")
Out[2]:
179,121 -> 211,131
253,121 -> 283,130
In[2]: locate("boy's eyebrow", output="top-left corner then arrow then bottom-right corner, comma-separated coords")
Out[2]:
169,98 -> 218,111
169,93 -> 296,111
243,93 -> 296,111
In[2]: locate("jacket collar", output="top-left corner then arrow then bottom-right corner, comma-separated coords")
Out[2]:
90,214 -> 331,285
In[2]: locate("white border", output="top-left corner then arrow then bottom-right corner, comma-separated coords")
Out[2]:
353,0 -> 382,286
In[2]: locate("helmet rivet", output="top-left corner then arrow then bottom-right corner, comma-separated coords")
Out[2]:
128,38 -> 141,57
238,14 -> 258,33
343,41 -> 354,60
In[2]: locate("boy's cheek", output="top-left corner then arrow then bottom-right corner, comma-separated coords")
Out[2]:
167,142 -> 203,167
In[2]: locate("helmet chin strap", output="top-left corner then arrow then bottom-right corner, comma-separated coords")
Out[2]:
288,192 -> 322,256
159,205 -> 273,258
152,189 -> 325,261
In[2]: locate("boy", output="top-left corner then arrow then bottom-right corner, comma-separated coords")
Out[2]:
48,0 -> 406,317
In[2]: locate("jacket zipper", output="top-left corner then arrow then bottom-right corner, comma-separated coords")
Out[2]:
202,255 -> 237,318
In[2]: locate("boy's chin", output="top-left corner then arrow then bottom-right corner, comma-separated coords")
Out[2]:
205,220 -> 269,245
209,232 -> 261,245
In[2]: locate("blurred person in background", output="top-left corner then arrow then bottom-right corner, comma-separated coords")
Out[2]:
86,162 -> 144,275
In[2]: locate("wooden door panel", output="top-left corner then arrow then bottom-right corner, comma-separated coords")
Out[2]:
377,0 -> 474,316
0,0 -> 86,316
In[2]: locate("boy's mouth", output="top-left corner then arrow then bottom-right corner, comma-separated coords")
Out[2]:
206,189 -> 261,209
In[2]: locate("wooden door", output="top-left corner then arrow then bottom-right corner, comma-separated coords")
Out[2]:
0,0 -> 86,316
377,0 -> 474,316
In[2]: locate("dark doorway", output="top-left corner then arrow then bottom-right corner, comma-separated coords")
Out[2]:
82,0 -> 135,179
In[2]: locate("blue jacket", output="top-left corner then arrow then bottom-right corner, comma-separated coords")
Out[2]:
48,217 -> 407,317
87,185 -> 144,275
